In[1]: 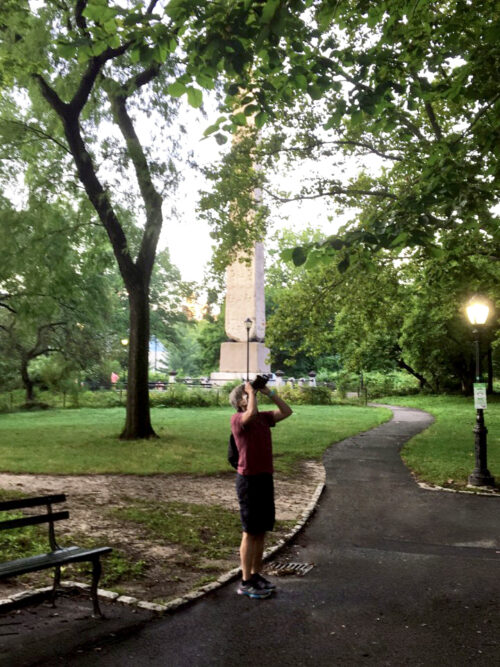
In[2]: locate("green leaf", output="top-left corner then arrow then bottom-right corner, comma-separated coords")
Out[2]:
214,133 -> 228,145
231,112 -> 247,126
130,47 -> 141,64
187,87 -> 203,108
280,248 -> 294,262
307,84 -> 323,100
195,72 -> 215,90
261,0 -> 280,24
203,122 -> 222,137
103,19 -> 117,34
292,246 -> 308,266
168,81 -> 187,98
389,232 -> 409,248
57,42 -> 77,59
255,111 -> 268,129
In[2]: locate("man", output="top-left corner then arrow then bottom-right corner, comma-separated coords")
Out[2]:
229,380 -> 293,599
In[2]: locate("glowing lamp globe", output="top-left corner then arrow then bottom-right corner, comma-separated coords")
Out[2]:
466,300 -> 490,326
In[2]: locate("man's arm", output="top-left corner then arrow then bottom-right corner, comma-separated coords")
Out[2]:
260,386 -> 293,423
240,381 -> 258,425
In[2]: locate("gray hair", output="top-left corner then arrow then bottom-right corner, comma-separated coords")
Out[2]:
229,384 -> 246,410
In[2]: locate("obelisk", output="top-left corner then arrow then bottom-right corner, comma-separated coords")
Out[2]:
210,111 -> 270,383
211,242 -> 271,383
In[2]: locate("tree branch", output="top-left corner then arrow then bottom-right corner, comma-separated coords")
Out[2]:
3,120 -> 71,154
107,84 -> 162,277
262,185 -> 397,204
263,138 -> 404,163
461,92 -> 500,141
424,101 -> 443,141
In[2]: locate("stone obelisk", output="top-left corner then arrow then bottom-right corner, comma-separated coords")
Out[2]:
210,112 -> 270,383
211,242 -> 271,383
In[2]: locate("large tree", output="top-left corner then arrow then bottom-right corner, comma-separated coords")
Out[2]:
201,0 -> 499,272
0,0 -> 314,437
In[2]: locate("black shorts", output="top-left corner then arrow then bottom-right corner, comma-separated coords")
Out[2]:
236,473 -> 275,535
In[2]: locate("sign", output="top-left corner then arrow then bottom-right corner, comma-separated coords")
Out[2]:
473,383 -> 487,410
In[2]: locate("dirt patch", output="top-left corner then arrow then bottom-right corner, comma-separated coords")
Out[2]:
0,462 -> 324,603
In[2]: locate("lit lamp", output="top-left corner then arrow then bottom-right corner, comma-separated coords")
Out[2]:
465,297 -> 494,487
244,318 -> 252,382
121,338 -> 129,389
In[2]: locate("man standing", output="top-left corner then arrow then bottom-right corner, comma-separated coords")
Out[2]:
229,381 -> 293,599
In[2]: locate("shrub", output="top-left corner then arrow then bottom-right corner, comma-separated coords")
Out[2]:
267,385 -> 334,405
78,390 -> 123,408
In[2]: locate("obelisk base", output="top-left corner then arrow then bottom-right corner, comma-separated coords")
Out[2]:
210,342 -> 271,385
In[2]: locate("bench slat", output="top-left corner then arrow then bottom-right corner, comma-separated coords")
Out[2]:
0,545 -> 113,579
0,511 -> 69,531
0,494 -> 66,512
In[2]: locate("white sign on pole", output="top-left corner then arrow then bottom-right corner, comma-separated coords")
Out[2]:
473,383 -> 487,410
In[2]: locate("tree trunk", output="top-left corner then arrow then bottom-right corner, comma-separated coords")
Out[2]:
21,358 -> 34,402
120,283 -> 157,440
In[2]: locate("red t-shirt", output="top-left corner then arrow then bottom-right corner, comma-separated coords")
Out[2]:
230,411 -> 275,476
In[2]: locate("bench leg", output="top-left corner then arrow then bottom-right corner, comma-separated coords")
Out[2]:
90,558 -> 103,617
51,565 -> 61,606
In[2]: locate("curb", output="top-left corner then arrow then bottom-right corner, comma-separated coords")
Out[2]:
0,471 -> 326,617
417,480 -> 500,497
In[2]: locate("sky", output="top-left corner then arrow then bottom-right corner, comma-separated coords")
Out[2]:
159,105 -> 359,286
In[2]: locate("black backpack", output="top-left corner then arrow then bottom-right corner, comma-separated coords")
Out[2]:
228,433 -> 239,469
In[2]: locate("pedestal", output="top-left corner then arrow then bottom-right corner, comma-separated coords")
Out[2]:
210,341 -> 271,385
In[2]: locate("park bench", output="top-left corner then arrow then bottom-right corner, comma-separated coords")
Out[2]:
0,494 -> 112,616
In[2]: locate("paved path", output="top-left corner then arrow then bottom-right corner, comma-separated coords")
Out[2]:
60,405 -> 500,666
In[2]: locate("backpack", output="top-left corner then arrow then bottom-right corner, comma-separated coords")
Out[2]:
228,433 -> 239,469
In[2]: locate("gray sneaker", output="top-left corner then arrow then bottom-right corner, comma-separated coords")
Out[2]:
237,579 -> 272,599
251,573 -> 276,590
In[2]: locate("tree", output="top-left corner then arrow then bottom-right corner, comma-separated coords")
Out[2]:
0,0 -> 317,437
197,1 -> 499,274
265,225 -> 500,393
0,198 -> 112,400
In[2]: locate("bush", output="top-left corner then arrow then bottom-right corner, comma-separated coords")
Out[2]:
267,385 -> 335,405
78,390 -> 124,408
149,385 -> 224,408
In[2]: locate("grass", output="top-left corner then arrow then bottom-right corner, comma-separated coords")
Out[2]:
0,507 -> 147,589
111,499 -> 247,560
0,404 -> 391,475
375,394 -> 500,489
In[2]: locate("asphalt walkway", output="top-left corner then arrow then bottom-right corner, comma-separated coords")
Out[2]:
5,406 -> 500,666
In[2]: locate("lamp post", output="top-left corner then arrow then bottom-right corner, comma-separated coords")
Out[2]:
121,338 -> 129,390
244,318 -> 252,382
466,298 -> 494,487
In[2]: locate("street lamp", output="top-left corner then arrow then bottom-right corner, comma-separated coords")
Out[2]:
244,318 -> 252,382
466,297 -> 494,487
121,338 -> 129,390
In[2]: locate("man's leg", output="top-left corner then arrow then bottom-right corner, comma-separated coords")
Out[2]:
250,533 -> 265,577
240,531 -> 266,581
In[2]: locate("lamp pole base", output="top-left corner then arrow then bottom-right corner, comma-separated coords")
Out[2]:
468,471 -> 495,487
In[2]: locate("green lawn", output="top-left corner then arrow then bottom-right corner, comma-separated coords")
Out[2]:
0,404 -> 391,475
376,395 -> 500,489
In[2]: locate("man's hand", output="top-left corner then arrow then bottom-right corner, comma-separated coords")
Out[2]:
244,381 -> 255,396
263,386 -> 293,423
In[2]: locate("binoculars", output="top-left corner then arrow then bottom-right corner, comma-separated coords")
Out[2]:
250,374 -> 270,390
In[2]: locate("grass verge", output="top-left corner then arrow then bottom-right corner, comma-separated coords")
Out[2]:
0,404 -> 391,475
375,394 -> 500,490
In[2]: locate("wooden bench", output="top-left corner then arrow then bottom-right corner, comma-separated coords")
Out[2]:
0,494 -> 112,616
